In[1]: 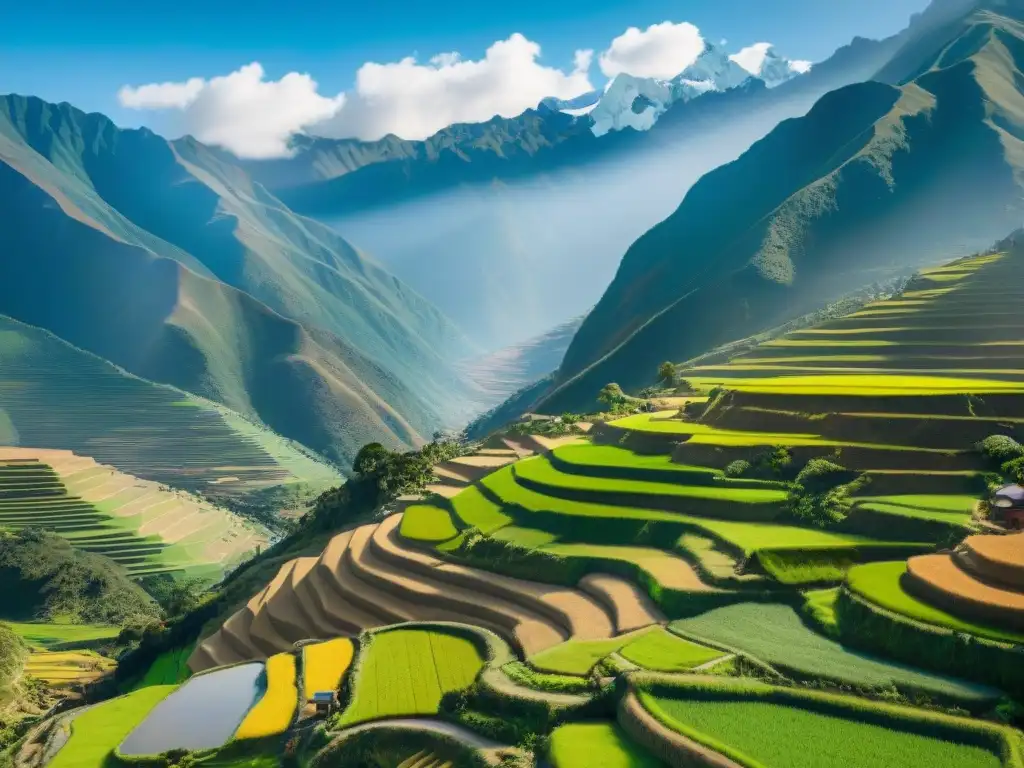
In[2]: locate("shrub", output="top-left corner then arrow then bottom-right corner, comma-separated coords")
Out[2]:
658,362 -> 677,387
795,460 -> 856,492
724,460 -> 751,478
788,461 -> 867,528
598,383 -> 628,408
740,447 -> 795,481
1001,457 -> 1024,484
976,435 -> 1024,465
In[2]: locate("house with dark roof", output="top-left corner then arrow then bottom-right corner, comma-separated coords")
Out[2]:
992,484 -> 1024,530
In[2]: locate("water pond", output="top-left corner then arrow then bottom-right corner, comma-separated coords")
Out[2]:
119,662 -> 265,755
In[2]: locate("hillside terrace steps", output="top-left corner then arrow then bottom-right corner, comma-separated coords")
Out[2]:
500,436 -> 541,458
189,508 -> 626,672
305,531 -> 397,632
375,514 -> 615,642
219,607 -> 263,661
291,561 -> 362,640
905,552 -> 1024,631
352,521 -> 557,654
284,556 -> 347,640
367,516 -> 575,654
243,595 -> 294,657
578,573 -> 665,633
954,534 -> 1024,587
261,559 -> 320,644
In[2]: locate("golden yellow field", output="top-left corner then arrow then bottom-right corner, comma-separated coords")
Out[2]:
234,653 -> 298,739
302,638 -> 354,700
24,650 -> 116,687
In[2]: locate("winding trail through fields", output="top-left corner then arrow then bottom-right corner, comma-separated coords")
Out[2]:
333,716 -> 508,751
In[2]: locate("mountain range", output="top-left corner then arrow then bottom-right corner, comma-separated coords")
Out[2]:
1,0 -> 1011,487
0,95 -> 480,469
528,0 -> 1024,413
243,31 -> 905,352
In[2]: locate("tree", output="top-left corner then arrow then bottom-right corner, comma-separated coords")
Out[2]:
352,442 -> 390,476
598,383 -> 627,408
658,362 -> 677,387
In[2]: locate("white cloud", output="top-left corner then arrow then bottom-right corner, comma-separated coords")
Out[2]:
118,63 -> 345,159
315,34 -> 593,141
118,77 -> 205,109
598,21 -> 706,80
729,42 -> 773,75
790,59 -> 813,74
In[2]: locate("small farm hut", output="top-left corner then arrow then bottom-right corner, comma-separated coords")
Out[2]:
991,484 -> 1024,529
310,691 -> 338,715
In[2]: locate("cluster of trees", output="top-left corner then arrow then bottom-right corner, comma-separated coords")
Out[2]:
309,432 -> 466,531
599,361 -> 694,409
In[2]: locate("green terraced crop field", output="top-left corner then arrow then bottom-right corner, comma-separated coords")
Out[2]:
617,628 -> 725,672
399,504 -> 458,542
0,458 -> 263,578
845,562 -> 1024,645
479,466 -> 882,554
514,455 -> 789,505
0,315 -> 340,501
548,723 -> 660,768
670,603 -> 998,703
530,627 -> 722,676
641,691 -> 1004,768
449,485 -> 512,533
4,621 -> 119,649
338,628 -> 485,725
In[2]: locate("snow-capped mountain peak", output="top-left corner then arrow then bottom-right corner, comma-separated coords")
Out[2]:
675,40 -> 755,92
729,43 -> 812,88
543,37 -> 811,137
589,73 -> 674,136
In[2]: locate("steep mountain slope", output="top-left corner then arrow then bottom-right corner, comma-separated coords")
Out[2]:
458,315 -> 585,407
0,95 -> 476,466
536,3 -> 1024,412
0,313 -> 340,502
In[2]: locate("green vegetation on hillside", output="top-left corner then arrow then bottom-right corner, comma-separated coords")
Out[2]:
0,314 -> 340,504
0,529 -> 159,625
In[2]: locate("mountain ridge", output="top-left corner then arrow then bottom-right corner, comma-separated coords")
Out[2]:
0,93 -> 480,467
532,1 -> 1024,413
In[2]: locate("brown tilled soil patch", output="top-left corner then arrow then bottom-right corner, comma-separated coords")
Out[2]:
578,573 -> 664,633
960,534 -> 1024,587
906,553 -> 1024,630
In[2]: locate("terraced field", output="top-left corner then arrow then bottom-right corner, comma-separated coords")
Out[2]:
188,512 -> 626,670
338,627 -> 485,725
0,449 -> 268,578
0,314 -> 340,501
24,650 -> 116,688
153,247 -> 1024,767
634,677 -> 1014,768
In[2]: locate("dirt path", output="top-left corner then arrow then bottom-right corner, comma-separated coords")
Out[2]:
336,716 -> 507,751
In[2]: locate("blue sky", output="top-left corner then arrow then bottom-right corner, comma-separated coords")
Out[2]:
1,0 -> 930,149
